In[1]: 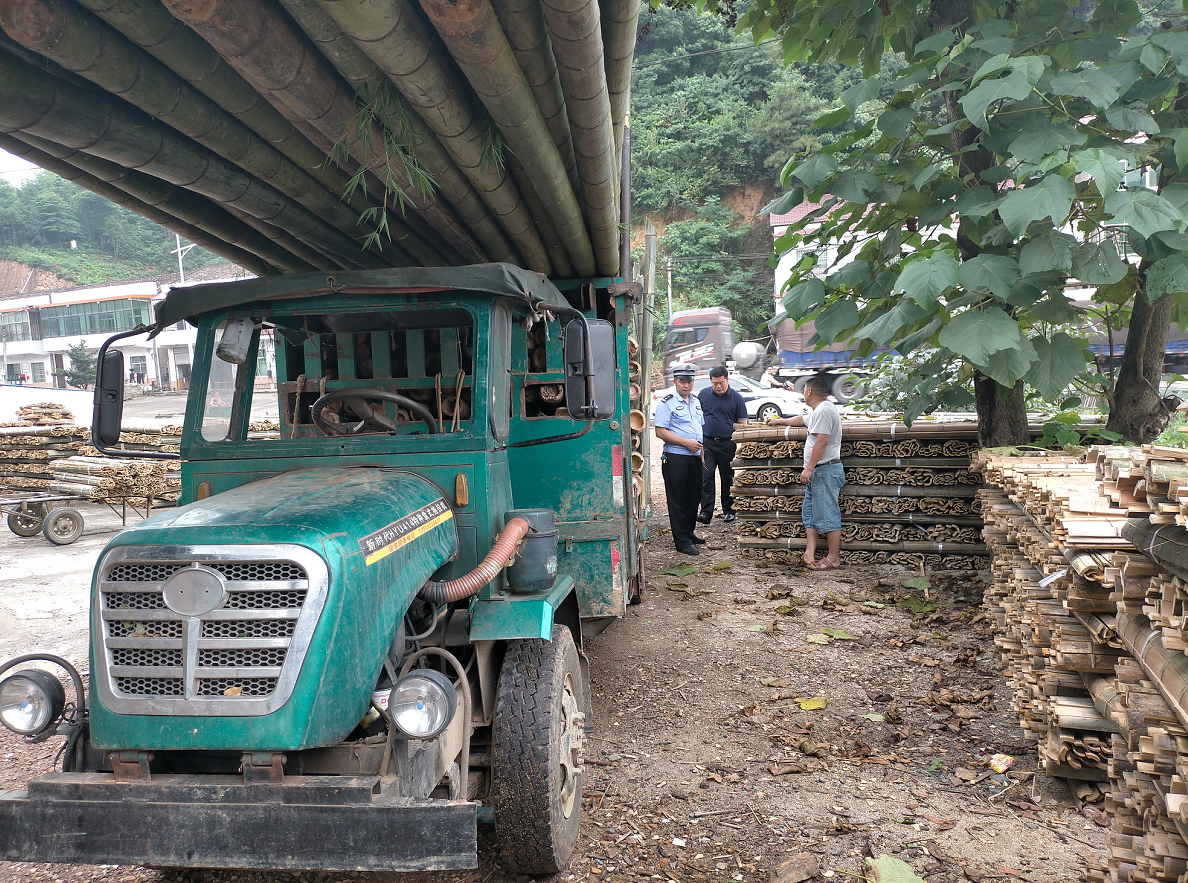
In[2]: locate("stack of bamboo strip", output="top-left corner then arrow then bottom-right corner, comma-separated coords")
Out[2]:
626,336 -> 648,517
1,402 -> 75,426
49,456 -> 179,503
731,419 -> 988,570
0,424 -> 91,491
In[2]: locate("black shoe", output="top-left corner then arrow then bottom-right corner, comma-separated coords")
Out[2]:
696,512 -> 713,524
691,535 -> 707,544
676,545 -> 700,556
722,513 -> 737,523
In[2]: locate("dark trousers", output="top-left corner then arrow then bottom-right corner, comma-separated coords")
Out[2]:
700,437 -> 736,516
662,452 -> 701,549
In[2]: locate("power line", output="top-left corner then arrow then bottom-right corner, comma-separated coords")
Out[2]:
633,37 -> 780,70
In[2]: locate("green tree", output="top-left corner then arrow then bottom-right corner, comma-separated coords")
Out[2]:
55,340 -> 97,389
688,0 -> 1188,444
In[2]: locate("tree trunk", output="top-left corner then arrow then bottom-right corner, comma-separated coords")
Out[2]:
974,374 -> 1029,447
1106,286 -> 1174,443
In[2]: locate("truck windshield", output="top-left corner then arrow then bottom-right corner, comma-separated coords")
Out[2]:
198,308 -> 477,443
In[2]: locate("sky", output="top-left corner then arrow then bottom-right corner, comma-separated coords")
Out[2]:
0,149 -> 42,187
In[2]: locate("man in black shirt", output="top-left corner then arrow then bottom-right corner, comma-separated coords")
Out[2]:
697,366 -> 748,524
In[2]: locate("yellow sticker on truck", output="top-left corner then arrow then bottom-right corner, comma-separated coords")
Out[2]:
360,498 -> 454,565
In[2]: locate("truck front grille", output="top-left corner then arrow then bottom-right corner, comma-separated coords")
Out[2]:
94,545 -> 329,716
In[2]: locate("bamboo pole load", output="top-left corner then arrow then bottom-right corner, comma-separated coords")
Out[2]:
977,446 -> 1188,882
731,419 -> 993,571
0,0 -> 637,279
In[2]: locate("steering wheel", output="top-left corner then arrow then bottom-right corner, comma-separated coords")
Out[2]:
309,388 -> 439,436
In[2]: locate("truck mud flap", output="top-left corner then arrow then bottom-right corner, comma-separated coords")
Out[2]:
0,772 -> 477,872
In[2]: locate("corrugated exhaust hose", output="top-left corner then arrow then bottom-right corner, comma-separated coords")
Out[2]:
417,517 -> 530,605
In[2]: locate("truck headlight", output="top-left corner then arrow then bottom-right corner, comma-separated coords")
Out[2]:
391,669 -> 456,739
0,669 -> 66,736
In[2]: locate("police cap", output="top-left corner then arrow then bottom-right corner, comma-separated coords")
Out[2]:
672,363 -> 697,379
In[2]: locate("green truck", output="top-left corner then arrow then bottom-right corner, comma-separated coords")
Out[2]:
0,264 -> 646,874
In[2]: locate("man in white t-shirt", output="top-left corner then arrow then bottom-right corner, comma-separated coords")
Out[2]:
765,375 -> 844,570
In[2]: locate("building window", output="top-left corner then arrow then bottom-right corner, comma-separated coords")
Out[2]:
39,299 -> 152,339
31,362 -> 45,383
129,355 -> 147,375
0,310 -> 31,341
5,364 -> 19,382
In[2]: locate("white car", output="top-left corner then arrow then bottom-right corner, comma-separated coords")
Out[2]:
649,374 -> 810,422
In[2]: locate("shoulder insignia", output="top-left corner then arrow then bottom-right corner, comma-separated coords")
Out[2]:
662,393 -> 675,401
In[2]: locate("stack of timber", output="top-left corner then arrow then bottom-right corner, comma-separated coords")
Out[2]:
980,449 -> 1188,882
731,418 -> 987,570
49,456 -> 179,503
0,424 -> 91,490
1,402 -> 75,426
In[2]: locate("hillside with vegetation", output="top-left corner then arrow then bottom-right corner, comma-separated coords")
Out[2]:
0,171 -> 222,289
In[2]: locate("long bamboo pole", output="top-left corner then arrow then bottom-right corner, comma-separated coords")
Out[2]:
417,0 -> 597,276
5,132 -> 317,274
488,0 -> 580,196
162,0 -> 510,268
277,0 -> 514,266
600,0 -> 639,173
1116,613 -> 1188,733
0,48 -> 374,271
504,152 -> 575,276
312,0 -> 553,274
0,133 -> 277,277
0,0 -> 420,268
539,0 -> 621,275
73,0 -> 379,222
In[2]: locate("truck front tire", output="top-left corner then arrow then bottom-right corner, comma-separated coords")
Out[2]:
493,625 -> 585,875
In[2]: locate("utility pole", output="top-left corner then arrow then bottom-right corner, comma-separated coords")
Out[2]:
666,257 -> 672,318
171,234 -> 196,283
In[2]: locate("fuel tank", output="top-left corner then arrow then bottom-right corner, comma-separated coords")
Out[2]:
88,467 -> 458,751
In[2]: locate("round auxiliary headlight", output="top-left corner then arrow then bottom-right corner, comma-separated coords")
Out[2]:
0,669 -> 66,736
391,669 -> 457,739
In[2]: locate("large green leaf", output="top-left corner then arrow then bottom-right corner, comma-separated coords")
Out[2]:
788,154 -> 839,189
1105,189 -> 1185,239
979,333 -> 1037,387
1025,332 -> 1086,399
1071,240 -> 1128,284
958,254 -> 1019,299
813,300 -> 860,342
1147,253 -> 1188,297
1008,125 -> 1087,163
1104,103 -> 1160,133
893,253 -> 959,306
999,175 -> 1074,237
781,278 -> 827,318
1049,66 -> 1129,107
960,64 -> 1040,129
833,171 -> 880,203
938,307 -> 1022,363
1019,231 -> 1075,276
1073,149 -> 1125,197
841,77 -> 881,111
877,106 -> 917,139
854,300 -> 929,347
762,187 -> 804,215
827,261 -> 870,287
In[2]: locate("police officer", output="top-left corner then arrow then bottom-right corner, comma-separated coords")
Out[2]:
655,363 -> 705,555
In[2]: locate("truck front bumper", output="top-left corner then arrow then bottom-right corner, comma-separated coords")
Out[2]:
0,772 -> 477,871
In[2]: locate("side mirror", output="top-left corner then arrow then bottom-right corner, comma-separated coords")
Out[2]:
93,348 -> 124,449
563,318 -> 616,420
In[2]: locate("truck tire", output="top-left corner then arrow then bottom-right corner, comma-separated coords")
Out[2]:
493,625 -> 585,875
792,377 -> 809,394
830,374 -> 865,403
7,510 -> 43,537
42,507 -> 84,545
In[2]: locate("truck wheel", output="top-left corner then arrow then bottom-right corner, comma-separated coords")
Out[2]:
7,510 -> 43,537
757,403 -> 782,422
830,374 -> 864,402
42,507 -> 84,545
493,625 -> 585,875
792,377 -> 809,394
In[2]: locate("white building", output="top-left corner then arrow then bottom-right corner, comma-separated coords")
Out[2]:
0,264 -> 265,390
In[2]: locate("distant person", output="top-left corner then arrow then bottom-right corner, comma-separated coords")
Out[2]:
17,373 -> 26,384
765,375 -> 844,570
697,366 -> 746,525
760,366 -> 790,390
654,362 -> 705,556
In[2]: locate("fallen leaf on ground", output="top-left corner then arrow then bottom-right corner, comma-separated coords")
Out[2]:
998,869 -> 1023,878
908,654 -> 940,667
863,600 -> 886,609
865,854 -> 926,883
806,633 -> 833,644
898,594 -> 936,614
765,620 -> 781,635
712,560 -> 732,571
667,581 -> 688,588
902,577 -> 932,592
775,604 -> 802,615
918,812 -> 955,830
822,627 -> 859,640
661,563 -> 695,577
797,737 -> 830,757
696,610 -> 713,620
863,713 -> 885,722
884,698 -> 903,723
761,677 -> 791,687
795,696 -> 828,711
768,762 -> 811,776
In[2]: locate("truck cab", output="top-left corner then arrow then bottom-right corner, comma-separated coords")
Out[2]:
0,265 -> 644,874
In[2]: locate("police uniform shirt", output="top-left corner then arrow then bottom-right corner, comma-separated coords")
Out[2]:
655,392 -> 704,456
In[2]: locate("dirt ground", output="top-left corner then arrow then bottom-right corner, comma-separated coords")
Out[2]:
0,467 -> 1106,883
